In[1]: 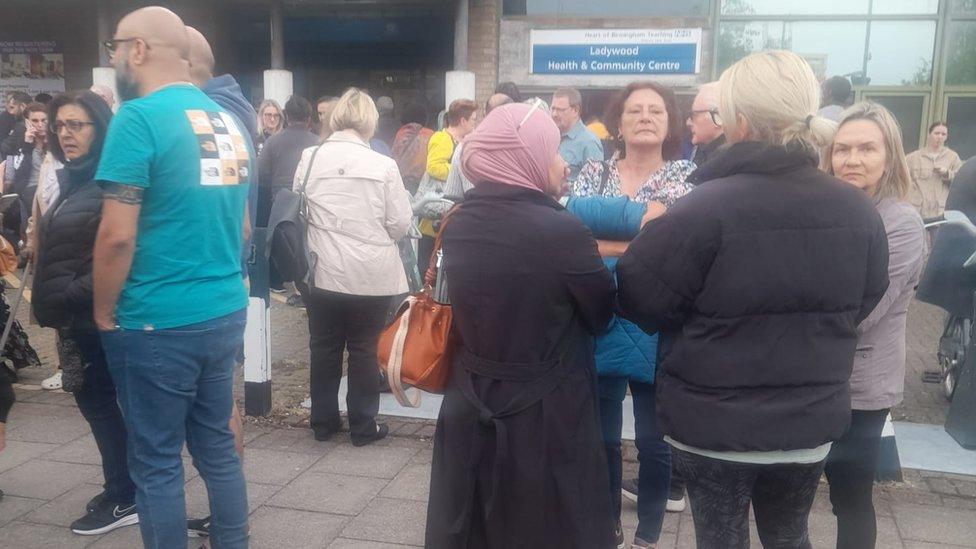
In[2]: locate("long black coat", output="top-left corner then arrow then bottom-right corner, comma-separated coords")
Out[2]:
617,142 -> 890,453
426,183 -> 617,549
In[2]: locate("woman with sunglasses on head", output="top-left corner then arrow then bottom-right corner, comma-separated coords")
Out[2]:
31,91 -> 139,536
425,102 -> 617,548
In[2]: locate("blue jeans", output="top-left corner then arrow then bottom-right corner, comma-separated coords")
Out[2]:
102,310 -> 248,549
599,378 -> 671,543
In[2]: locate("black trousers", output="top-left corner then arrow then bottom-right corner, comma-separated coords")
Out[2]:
67,329 -> 136,505
824,408 -> 889,549
417,235 -> 436,276
674,448 -> 825,549
305,288 -> 390,439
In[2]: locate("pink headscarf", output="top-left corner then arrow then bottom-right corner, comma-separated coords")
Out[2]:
461,102 -> 561,193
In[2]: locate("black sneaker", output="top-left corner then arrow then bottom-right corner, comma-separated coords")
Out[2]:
351,423 -> 389,447
622,477 -> 638,503
86,491 -> 107,513
187,515 -> 211,537
70,501 -> 138,535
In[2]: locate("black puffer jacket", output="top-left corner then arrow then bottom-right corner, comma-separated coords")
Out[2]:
32,90 -> 112,331
617,141 -> 890,453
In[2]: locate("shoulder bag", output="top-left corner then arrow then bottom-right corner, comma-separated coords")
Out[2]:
377,208 -> 457,407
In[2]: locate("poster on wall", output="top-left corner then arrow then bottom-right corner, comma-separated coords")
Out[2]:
0,41 -> 65,97
531,28 -> 702,75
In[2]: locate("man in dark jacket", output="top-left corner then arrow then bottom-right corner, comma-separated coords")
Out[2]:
259,95 -> 319,298
687,82 -> 726,171
0,91 -> 30,145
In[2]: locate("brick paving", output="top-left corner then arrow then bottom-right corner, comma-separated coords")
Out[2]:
3,294 -> 975,547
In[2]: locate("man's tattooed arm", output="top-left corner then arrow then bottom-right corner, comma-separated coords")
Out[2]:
103,183 -> 144,205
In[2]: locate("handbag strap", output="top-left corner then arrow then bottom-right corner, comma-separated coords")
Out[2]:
299,142 -> 327,196
387,296 -> 422,407
597,160 -> 611,195
423,205 -> 460,287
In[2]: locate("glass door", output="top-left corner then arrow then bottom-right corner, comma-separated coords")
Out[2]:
943,94 -> 976,161
858,92 -> 930,153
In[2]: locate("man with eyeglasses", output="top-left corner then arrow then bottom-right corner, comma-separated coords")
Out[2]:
92,6 -> 251,549
686,81 -> 725,172
552,87 -> 603,184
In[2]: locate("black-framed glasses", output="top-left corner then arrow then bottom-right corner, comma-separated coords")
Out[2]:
686,109 -> 722,127
51,120 -> 95,134
103,38 -> 149,58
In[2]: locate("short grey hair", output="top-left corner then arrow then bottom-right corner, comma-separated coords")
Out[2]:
553,87 -> 582,110
330,87 -> 379,140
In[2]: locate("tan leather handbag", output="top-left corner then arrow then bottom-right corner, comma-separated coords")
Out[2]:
377,210 -> 455,407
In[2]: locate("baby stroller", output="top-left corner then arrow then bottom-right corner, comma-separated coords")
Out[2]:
0,193 -> 40,381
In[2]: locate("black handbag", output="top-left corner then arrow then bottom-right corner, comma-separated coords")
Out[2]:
265,144 -> 325,292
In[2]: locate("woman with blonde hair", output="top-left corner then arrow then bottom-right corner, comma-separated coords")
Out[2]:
615,50 -> 890,549
294,87 -> 413,445
822,101 -> 925,549
255,98 -> 283,154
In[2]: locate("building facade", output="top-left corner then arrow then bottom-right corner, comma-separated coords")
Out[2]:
2,0 -> 974,157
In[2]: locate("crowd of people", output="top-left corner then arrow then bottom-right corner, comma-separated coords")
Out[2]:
0,4 -> 972,549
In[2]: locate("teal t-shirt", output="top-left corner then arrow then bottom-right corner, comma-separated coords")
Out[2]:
96,84 -> 250,330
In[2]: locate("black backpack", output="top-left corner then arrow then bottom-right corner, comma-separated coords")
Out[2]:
266,143 -> 324,293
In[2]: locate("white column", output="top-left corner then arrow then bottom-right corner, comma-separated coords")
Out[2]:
454,0 -> 469,71
445,70 -> 476,110
91,67 -> 117,109
263,69 -> 293,106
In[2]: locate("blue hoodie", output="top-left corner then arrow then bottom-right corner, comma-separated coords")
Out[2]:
201,74 -> 259,274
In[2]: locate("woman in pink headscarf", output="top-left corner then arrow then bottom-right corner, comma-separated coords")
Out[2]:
424,102 -> 618,549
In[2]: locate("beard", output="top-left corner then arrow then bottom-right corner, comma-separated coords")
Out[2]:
115,60 -> 140,102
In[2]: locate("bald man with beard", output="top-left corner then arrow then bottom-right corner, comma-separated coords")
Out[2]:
93,7 -> 251,548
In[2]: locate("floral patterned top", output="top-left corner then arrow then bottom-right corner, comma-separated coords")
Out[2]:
571,158 -> 697,206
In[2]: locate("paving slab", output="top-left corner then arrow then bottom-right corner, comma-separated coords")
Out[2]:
340,497 -> 428,546
893,503 -> 976,546
377,464 -> 430,502
0,494 -> 44,528
86,524 -> 148,548
240,447 -> 321,486
21,482 -> 103,527
184,476 -> 282,518
0,459 -> 101,500
0,440 -> 59,473
246,427 -> 338,456
247,506 -> 347,549
267,471 -> 388,516
43,434 -> 102,466
311,444 -> 416,479
328,539 -> 421,548
0,520 -> 92,549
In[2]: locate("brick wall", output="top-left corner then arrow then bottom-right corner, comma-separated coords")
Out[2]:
467,0 -> 501,108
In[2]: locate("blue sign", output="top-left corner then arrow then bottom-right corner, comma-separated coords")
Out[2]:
532,43 -> 697,75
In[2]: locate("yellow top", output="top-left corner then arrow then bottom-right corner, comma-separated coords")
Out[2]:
587,121 -> 610,140
426,130 -> 455,181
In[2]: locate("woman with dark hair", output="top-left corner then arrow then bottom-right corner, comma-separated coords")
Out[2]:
494,81 -> 522,102
31,90 -> 139,536
906,121 -> 962,220
570,80 -> 694,549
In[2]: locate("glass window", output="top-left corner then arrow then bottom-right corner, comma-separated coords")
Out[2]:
871,0 -> 939,14
721,0 -> 868,16
866,21 -> 937,85
951,0 -> 976,15
718,21 -> 866,78
946,21 -> 976,85
946,96 -> 976,161
504,0 -> 710,16
862,94 -> 926,152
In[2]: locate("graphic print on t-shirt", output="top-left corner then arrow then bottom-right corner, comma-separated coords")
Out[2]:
185,109 -> 251,186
